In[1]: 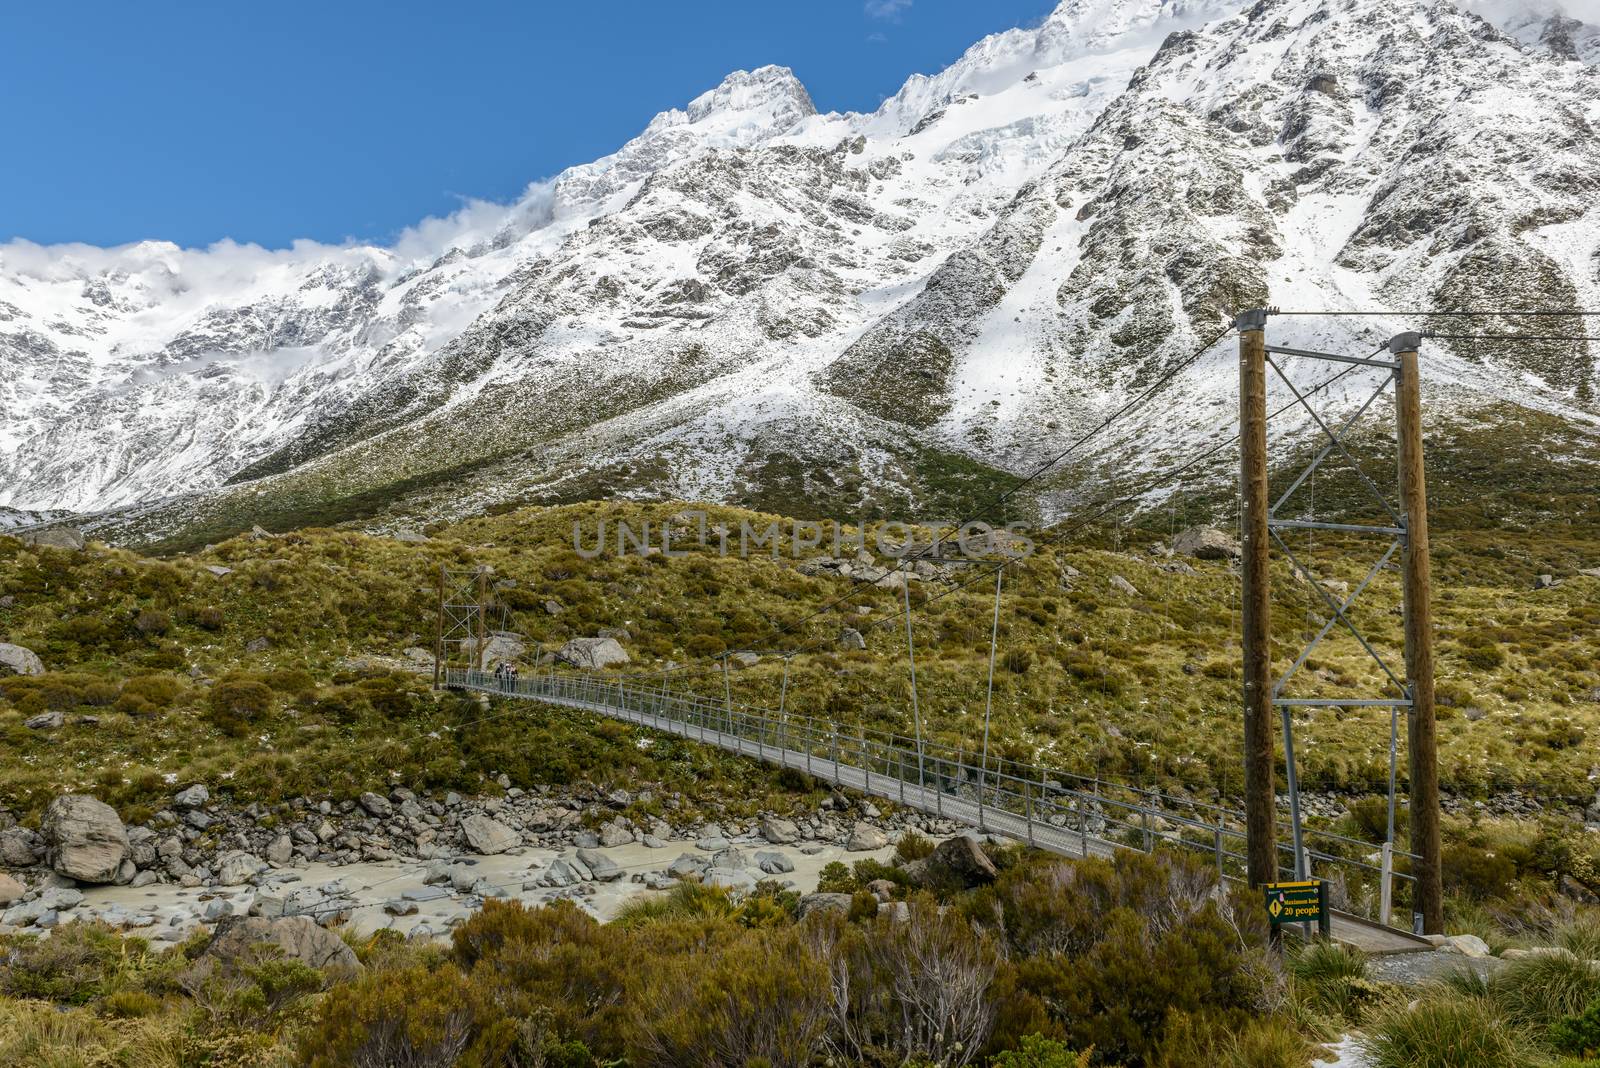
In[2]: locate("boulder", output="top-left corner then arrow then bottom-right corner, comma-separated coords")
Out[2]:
358,792 -> 392,818
755,850 -> 794,875
907,834 -> 997,889
556,636 -> 630,670
265,834 -> 294,866
24,711 -> 64,730
761,817 -> 799,845
846,822 -> 889,852
463,633 -> 526,669
20,527 -> 86,551
461,813 -> 518,855
1109,574 -> 1139,596
173,784 -> 210,809
598,820 -> 634,848
798,892 -> 853,919
200,915 -> 362,980
1439,934 -> 1493,958
837,627 -> 867,651
729,651 -> 760,668
576,848 -> 624,882
1172,526 -> 1240,560
0,643 -> 44,677
0,828 -> 41,867
216,851 -> 265,886
1534,574 -> 1559,590
704,868 -> 757,893
41,795 -> 129,884
0,872 -> 25,905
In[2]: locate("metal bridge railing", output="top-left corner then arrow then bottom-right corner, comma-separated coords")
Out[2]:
446,666 -> 1416,926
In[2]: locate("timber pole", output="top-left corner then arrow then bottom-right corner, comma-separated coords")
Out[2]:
434,565 -> 446,690
476,568 -> 490,673
1238,308 -> 1278,887
1391,332 -> 1443,934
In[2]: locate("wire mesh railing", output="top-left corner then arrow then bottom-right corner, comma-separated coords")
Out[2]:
446,666 -> 1418,928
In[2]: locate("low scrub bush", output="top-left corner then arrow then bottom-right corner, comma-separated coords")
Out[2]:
1550,998 -> 1600,1059
1490,953 -> 1600,1032
1361,990 -> 1536,1068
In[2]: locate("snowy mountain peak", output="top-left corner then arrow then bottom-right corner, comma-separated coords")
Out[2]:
672,65 -> 818,139
867,0 -> 1239,135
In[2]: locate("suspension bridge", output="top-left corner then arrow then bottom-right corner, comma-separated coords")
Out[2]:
444,666 -> 1431,953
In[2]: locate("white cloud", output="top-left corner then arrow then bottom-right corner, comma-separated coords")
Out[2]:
1460,0 -> 1600,22
866,0 -> 912,22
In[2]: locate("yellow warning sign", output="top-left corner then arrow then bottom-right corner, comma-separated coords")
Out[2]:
1264,879 -> 1325,926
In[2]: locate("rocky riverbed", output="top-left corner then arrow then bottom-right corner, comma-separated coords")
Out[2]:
0,779 -> 969,940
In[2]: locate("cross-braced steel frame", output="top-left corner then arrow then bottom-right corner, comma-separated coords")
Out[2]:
435,565 -> 490,686
1263,338 -> 1413,923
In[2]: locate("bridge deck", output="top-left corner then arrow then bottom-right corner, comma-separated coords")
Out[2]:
452,671 -> 1430,955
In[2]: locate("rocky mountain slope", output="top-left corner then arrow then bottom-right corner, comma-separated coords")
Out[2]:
2,0 -> 1598,547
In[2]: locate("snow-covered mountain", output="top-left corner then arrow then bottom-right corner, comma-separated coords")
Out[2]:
3,0 -> 1598,545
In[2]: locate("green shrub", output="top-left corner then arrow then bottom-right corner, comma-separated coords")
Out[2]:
98,988 -> 163,1019
195,605 -> 225,630
1550,999 -> 1600,1059
450,900 -> 628,1056
1491,953 -> 1600,1032
0,924 -> 146,1004
297,964 -> 510,1068
895,830 -> 936,862
1361,991 -> 1536,1068
816,861 -> 856,894
134,609 -> 171,636
1291,941 -> 1380,1021
991,1033 -> 1091,1067
120,673 -> 181,709
1442,842 -> 1517,900
623,925 -> 830,1068
206,674 -> 275,734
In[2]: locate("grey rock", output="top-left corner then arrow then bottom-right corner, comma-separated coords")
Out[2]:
576,848 -> 624,881
667,853 -> 708,879
1109,574 -> 1140,596
40,886 -> 83,910
704,868 -> 757,893
265,834 -> 293,866
755,851 -> 794,875
845,822 -> 889,851
761,817 -> 799,845
556,636 -> 630,670
41,795 -> 129,884
0,643 -> 45,677
798,892 -> 853,918
358,792 -> 392,818
837,627 -> 867,650
461,813 -> 518,855
402,885 -> 450,902
216,851 -> 264,886
24,710 -> 64,730
201,915 -> 362,980
0,872 -> 25,905
19,527 -> 85,552
0,828 -> 41,867
244,637 -> 271,653
173,784 -> 210,809
539,859 -> 582,888
384,898 -> 419,915
598,820 -> 633,848
1534,574 -> 1559,590
711,846 -> 747,870
1172,526 -> 1241,560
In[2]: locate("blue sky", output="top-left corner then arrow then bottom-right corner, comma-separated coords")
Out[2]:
1,1 -> 1059,250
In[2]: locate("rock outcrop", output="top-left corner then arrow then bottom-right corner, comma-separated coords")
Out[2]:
0,643 -> 44,677
41,795 -> 129,884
